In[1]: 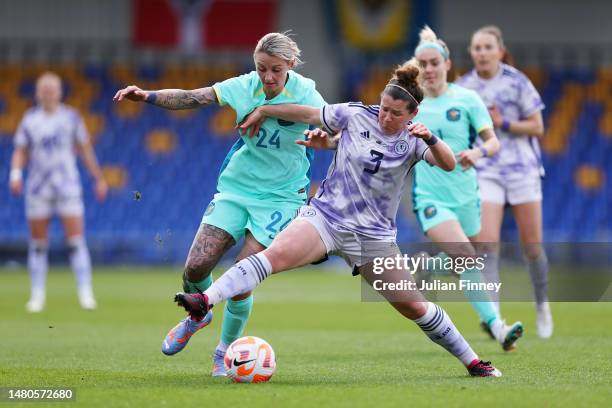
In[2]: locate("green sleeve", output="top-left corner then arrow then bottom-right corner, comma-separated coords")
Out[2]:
212,72 -> 253,108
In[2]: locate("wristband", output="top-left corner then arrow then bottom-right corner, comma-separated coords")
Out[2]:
501,119 -> 511,132
425,134 -> 439,146
10,168 -> 22,182
144,91 -> 157,104
479,146 -> 488,158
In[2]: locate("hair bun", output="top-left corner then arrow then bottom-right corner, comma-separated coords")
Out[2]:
394,64 -> 420,84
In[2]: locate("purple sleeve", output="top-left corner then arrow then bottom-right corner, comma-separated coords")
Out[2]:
320,103 -> 352,133
519,75 -> 545,118
455,71 -> 472,88
14,118 -> 29,148
74,113 -> 90,145
455,74 -> 467,87
414,137 -> 430,162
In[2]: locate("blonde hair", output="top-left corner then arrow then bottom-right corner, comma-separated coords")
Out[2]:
415,25 -> 451,60
472,25 -> 505,49
254,31 -> 303,67
413,26 -> 456,82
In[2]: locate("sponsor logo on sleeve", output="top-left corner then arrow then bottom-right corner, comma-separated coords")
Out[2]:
424,205 -> 437,219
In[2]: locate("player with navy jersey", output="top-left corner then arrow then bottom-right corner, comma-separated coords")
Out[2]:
411,26 -> 523,351
114,32 -> 326,375
457,25 -> 552,338
9,72 -> 108,312
175,62 -> 504,377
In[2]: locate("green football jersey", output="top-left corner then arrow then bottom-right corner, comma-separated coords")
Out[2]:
213,70 -> 325,202
413,83 -> 493,207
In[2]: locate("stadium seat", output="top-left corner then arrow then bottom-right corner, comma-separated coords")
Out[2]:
1,63 -> 611,261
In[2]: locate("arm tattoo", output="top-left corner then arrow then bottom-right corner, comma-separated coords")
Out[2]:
153,87 -> 217,110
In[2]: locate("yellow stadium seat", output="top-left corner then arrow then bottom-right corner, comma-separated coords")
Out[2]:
82,113 -> 105,140
575,165 -> 605,191
146,129 -> 176,154
0,114 -> 22,134
209,106 -> 237,135
521,67 -> 545,91
102,166 -> 128,190
114,100 -> 144,119
542,82 -> 585,154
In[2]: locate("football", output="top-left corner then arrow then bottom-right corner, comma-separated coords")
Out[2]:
224,336 -> 276,383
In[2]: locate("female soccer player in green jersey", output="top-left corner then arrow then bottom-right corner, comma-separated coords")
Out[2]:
410,26 -> 523,351
113,32 -> 325,376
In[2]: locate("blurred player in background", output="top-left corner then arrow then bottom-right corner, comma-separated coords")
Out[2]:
457,25 -> 552,338
9,72 -> 108,313
113,32 -> 326,375
411,26 -> 523,351
175,62 -> 504,377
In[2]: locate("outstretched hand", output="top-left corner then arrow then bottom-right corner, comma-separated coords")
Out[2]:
488,105 -> 503,128
296,128 -> 333,150
94,178 -> 108,202
457,149 -> 482,171
9,178 -> 22,196
236,107 -> 266,138
113,85 -> 148,103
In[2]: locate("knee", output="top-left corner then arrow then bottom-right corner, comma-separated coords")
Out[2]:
396,301 -> 427,320
477,242 -> 499,255
262,244 -> 288,273
523,244 -> 544,262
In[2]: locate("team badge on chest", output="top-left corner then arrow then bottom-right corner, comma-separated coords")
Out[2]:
446,108 -> 461,122
393,140 -> 409,155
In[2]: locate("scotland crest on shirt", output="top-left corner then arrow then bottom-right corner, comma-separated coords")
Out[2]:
394,140 -> 409,154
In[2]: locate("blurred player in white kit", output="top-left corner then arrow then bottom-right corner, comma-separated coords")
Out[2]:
9,72 -> 108,312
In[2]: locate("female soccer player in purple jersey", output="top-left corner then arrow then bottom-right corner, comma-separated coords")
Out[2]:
457,26 -> 552,338
9,72 -> 108,312
411,26 -> 523,351
174,62 -> 504,377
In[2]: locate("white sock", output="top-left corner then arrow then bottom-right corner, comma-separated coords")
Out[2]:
28,239 -> 48,298
414,302 -> 479,366
489,318 -> 506,343
527,251 -> 549,305
204,253 -> 272,306
68,236 -> 93,290
482,252 -> 501,308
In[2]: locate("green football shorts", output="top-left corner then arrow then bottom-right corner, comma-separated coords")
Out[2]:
201,192 -> 303,246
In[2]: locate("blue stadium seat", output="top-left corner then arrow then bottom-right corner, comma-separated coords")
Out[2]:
1,65 -> 610,263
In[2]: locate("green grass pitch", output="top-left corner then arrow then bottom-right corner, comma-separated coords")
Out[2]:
1,266 -> 611,407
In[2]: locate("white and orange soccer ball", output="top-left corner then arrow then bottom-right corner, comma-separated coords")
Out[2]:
224,336 -> 276,383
